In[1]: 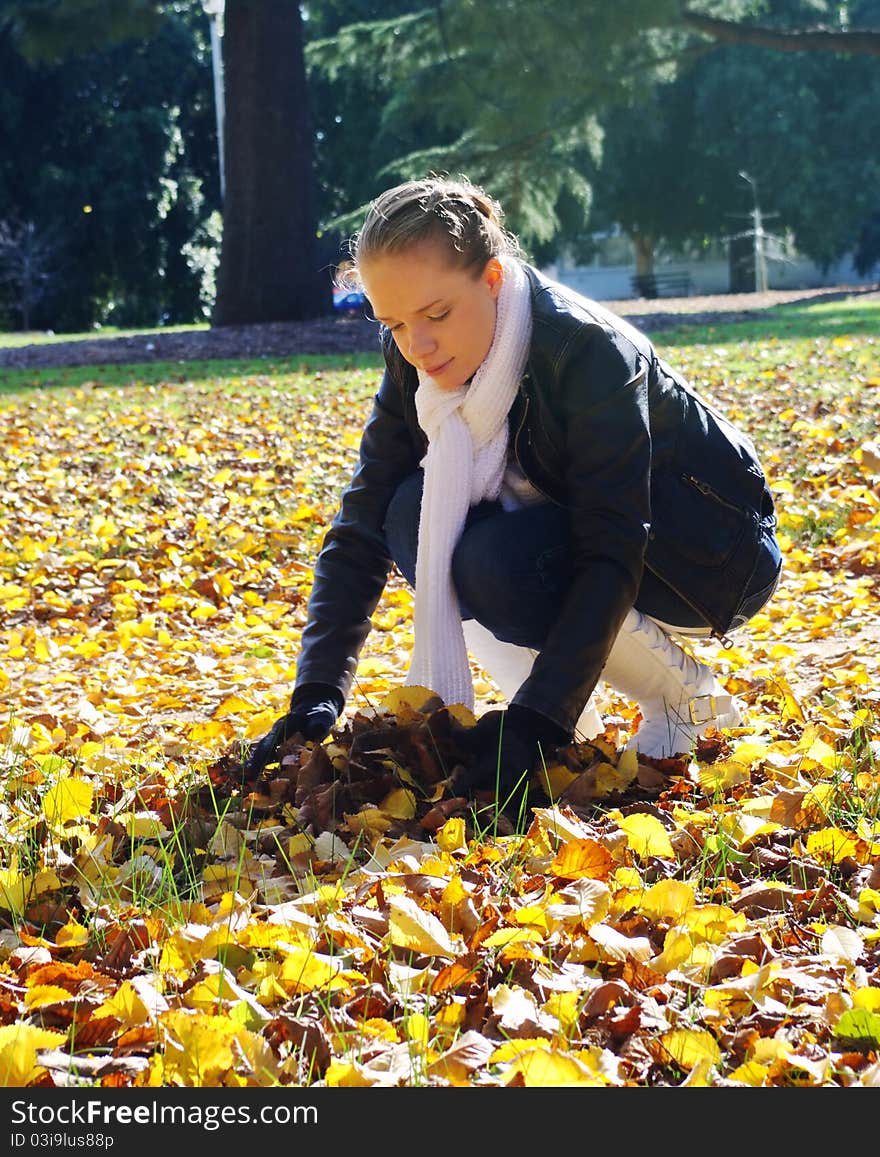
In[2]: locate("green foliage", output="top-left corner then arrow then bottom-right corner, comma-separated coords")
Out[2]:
306,0 -> 747,249
0,7 -> 219,331
308,0 -> 880,267
0,0 -> 165,63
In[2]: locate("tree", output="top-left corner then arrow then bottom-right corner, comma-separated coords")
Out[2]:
306,0 -> 435,254
212,0 -> 327,326
306,1 -> 690,253
0,218 -> 56,330
0,0 -> 164,62
587,1 -> 880,279
0,3 -> 218,330
310,0 -> 880,270
680,4 -> 880,56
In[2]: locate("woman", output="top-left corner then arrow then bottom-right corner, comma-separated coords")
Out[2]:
245,176 -> 782,798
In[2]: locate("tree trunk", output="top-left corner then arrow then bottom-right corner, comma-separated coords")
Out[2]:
729,233 -> 755,294
631,232 -> 656,298
213,0 -> 328,326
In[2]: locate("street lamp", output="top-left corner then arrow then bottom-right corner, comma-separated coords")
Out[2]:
202,0 -> 226,203
738,170 -> 768,294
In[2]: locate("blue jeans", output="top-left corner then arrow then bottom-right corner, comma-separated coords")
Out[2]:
383,470 -> 781,648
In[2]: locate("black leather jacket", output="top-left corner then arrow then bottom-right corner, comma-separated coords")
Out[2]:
294,265 -> 775,736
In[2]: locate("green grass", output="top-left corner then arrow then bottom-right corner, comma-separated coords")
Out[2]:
655,292 -> 879,347
0,351 -> 384,396
0,322 -> 209,348
3,290 -> 875,398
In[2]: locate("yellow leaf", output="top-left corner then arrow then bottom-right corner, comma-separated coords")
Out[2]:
618,813 -> 675,860
287,832 -> 313,856
213,693 -> 255,719
279,947 -> 351,995
120,811 -> 170,839
93,982 -> 152,1028
541,762 -> 580,798
159,1009 -> 279,1087
55,920 -> 89,948
697,758 -> 751,793
24,985 -> 77,1009
387,893 -> 460,958
444,702 -> 477,726
325,1060 -> 374,1088
548,838 -> 614,881
853,987 -> 880,1012
0,868 -> 61,915
728,1061 -> 769,1086
490,1038 -> 551,1063
683,904 -> 745,941
378,684 -> 438,717
593,760 -> 638,797
0,1024 -> 67,1086
380,788 -> 417,820
404,1012 -> 430,1050
90,514 -> 118,540
803,736 -> 839,770
806,827 -> 860,864
43,778 -> 94,827
640,880 -> 696,921
543,991 -> 581,1037
482,926 -> 544,948
436,817 -> 467,852
660,1028 -> 721,1072
506,1047 -> 606,1087
344,808 -> 392,836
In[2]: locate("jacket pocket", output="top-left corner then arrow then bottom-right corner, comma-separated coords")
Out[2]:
647,470 -> 751,570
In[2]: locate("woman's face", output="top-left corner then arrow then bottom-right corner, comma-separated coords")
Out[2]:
358,239 -> 503,391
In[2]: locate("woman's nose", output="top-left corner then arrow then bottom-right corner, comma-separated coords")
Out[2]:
407,326 -> 437,361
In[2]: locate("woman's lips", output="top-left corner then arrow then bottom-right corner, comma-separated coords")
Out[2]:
425,358 -> 452,376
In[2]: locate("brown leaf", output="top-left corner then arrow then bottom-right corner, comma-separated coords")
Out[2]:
264,1014 -> 331,1076
294,742 -> 334,801
36,1048 -> 149,1086
420,796 -> 469,831
582,980 -> 635,1018
430,955 -> 484,994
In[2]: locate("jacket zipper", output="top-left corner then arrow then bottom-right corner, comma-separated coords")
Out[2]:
682,473 -> 745,516
641,557 -> 734,646
512,390 -> 564,507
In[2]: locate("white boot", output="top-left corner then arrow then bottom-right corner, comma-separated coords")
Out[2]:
600,608 -> 742,758
462,619 -> 603,740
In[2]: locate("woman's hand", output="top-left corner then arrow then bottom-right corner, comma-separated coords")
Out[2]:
244,683 -> 343,777
454,704 -> 569,805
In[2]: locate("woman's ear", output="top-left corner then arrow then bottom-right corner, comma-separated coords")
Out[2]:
484,257 -> 504,298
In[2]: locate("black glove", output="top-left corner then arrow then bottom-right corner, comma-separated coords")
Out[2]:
454,704 -> 569,802
244,683 -> 343,777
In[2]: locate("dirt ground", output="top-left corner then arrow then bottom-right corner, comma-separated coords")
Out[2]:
2,283 -> 877,370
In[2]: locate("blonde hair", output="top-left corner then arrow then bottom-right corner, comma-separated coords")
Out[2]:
340,176 -> 521,290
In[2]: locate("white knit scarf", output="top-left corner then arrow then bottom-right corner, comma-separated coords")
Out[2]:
405,255 -> 533,710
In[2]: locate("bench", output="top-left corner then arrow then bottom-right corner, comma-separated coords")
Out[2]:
630,271 -> 693,299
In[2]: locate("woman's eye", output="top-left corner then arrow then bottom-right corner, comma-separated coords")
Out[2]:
427,311 -> 449,322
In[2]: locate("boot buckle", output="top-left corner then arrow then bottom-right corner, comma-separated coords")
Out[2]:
687,693 -> 733,725
688,694 -> 718,725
